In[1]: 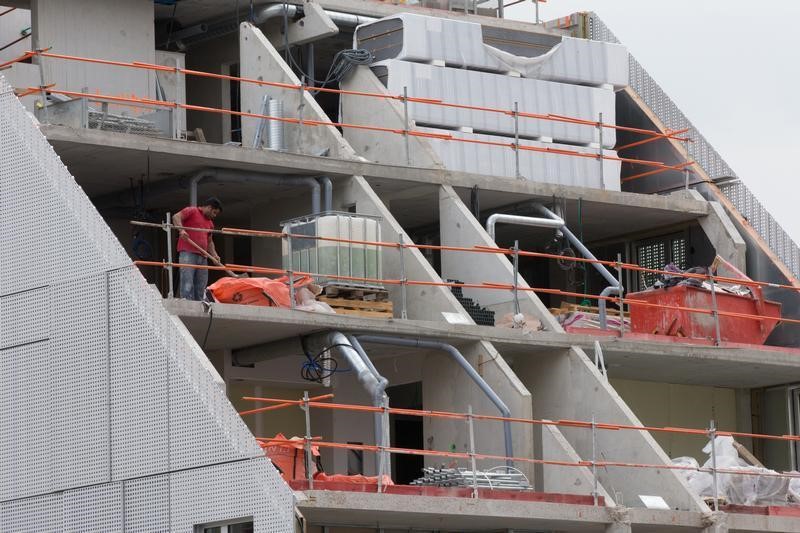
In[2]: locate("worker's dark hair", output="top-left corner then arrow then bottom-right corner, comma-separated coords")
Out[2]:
202,197 -> 223,211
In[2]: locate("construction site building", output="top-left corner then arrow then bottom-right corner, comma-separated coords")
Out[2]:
2,1 -> 800,531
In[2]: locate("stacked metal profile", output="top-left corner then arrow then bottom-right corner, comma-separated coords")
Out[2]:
356,14 -> 626,190
411,467 -> 531,490
0,75 -> 294,531
449,280 -> 495,325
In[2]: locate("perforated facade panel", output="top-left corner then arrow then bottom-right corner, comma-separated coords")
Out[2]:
587,14 -> 800,280
0,74 -> 293,531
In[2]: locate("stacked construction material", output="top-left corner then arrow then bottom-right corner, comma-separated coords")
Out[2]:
354,13 -> 628,190
449,280 -> 495,326
410,467 -> 531,491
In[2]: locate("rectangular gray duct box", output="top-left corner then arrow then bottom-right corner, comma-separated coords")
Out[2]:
372,59 -> 617,148
418,127 -> 621,190
355,13 -> 628,88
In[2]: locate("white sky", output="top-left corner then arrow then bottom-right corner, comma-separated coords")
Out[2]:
507,0 -> 800,244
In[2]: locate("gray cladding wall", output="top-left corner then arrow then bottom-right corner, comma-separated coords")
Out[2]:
0,75 -> 293,531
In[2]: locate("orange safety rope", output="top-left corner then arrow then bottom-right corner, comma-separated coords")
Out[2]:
244,397 -> 800,443
22,49 -> 691,143
256,437 -> 800,479
26,86 -> 691,174
132,255 -> 798,327
129,220 -> 800,296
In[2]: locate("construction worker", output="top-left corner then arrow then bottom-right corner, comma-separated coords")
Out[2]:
173,197 -> 222,300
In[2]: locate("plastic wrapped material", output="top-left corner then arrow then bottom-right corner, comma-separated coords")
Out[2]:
558,311 -> 630,332
295,286 -> 336,314
677,436 -> 796,506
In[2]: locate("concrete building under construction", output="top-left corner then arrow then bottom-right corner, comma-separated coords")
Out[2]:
2,1 -> 800,531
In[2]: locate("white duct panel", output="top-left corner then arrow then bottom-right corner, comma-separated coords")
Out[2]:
356,13 -> 500,70
486,37 -> 629,88
420,127 -> 621,191
356,13 -> 628,87
375,60 -> 616,147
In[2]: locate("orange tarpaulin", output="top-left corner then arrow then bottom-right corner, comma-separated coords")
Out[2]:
207,275 -> 314,307
261,433 -> 320,481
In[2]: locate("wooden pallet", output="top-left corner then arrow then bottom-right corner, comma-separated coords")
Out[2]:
322,284 -> 388,302
319,296 -> 394,318
550,302 -> 622,316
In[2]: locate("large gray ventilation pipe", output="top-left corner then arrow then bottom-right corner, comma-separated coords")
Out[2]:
255,4 -> 377,27
329,332 -> 390,474
485,213 -> 565,242
356,335 -> 514,466
167,5 -> 377,48
189,169 -> 321,214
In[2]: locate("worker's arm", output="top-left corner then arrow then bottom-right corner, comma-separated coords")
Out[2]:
172,210 -> 188,241
207,235 -> 220,263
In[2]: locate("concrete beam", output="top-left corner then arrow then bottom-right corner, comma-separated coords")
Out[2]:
680,189 -> 746,272
238,22 -> 354,157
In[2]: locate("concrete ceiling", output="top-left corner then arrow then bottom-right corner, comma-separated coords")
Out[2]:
168,300 -> 800,389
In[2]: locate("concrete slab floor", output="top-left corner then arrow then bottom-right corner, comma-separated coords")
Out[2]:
166,300 -> 800,389
42,126 -> 709,229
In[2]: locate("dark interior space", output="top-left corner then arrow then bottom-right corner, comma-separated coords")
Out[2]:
387,382 -> 424,485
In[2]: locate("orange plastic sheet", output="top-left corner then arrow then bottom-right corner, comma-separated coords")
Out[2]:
261,433 -> 320,481
207,275 -> 314,307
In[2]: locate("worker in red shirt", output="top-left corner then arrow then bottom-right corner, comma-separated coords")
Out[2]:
172,197 -> 222,300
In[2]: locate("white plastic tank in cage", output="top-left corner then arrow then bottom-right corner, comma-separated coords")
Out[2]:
281,212 -> 382,287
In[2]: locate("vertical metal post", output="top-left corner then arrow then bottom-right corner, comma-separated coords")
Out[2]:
467,405 -> 478,498
591,413 -> 598,506
597,112 -> 605,190
34,45 -> 49,123
616,253 -> 625,337
512,240 -> 520,315
534,0 -> 539,23
684,167 -> 690,190
379,397 -> 390,492
399,233 -> 408,319
513,101 -> 521,179
403,86 -> 411,166
303,391 -> 314,489
708,273 -> 722,346
287,231 -> 296,308
709,419 -> 719,512
165,212 -> 174,299
298,77 -> 306,146
498,0 -> 504,19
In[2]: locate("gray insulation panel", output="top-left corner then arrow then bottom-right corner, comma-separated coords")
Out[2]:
374,59 -> 616,147
419,127 -> 621,191
355,13 -> 627,87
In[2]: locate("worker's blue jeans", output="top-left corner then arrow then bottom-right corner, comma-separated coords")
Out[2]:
178,251 -> 208,301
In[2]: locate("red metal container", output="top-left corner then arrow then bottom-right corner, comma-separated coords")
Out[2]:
627,285 -> 781,345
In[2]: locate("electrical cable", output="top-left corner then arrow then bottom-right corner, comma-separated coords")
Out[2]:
299,337 -> 351,383
202,306 -> 213,348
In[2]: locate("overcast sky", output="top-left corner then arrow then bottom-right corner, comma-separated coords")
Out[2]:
508,1 -> 800,244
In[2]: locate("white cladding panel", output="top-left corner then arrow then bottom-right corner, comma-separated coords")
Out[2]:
420,127 -> 621,191
376,60 -> 616,148
356,13 -> 628,87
